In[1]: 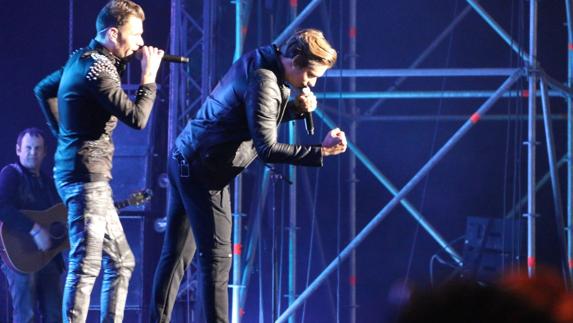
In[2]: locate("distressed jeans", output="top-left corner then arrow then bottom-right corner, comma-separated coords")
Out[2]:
57,181 -> 135,323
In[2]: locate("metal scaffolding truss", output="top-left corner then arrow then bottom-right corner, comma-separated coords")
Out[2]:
167,0 -> 219,321
168,0 -> 217,147
274,1 -> 573,322
166,0 -> 573,322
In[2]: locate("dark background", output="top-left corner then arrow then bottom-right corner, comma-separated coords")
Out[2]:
0,0 -> 569,322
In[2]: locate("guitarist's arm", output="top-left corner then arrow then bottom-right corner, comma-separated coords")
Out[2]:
0,166 -> 35,232
0,166 -> 51,250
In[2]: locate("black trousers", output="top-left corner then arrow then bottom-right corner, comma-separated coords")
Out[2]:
150,152 -> 232,323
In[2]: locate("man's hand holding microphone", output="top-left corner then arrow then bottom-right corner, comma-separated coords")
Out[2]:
138,46 -> 164,85
294,87 -> 348,157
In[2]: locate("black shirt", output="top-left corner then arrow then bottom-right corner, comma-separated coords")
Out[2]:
0,162 -> 59,233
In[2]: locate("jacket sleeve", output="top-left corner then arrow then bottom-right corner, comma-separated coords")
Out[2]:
85,56 -> 157,130
0,166 -> 34,233
34,69 -> 63,138
246,69 -> 323,167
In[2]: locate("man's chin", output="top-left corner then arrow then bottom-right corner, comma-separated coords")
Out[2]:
23,163 -> 37,170
124,51 -> 139,61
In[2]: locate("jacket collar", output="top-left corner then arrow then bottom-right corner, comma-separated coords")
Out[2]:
87,39 -> 128,74
14,160 -> 39,177
270,44 -> 287,86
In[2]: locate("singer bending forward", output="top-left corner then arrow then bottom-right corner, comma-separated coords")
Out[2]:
150,28 -> 347,323
34,0 -> 163,321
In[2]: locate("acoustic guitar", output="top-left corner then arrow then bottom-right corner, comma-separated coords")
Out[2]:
0,189 -> 152,273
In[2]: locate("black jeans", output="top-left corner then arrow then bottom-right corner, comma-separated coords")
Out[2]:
57,181 -> 135,323
150,152 -> 232,323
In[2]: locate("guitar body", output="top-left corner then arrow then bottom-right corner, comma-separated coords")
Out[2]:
0,189 -> 151,273
0,203 -> 69,273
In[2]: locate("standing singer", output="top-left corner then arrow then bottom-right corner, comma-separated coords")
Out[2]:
34,0 -> 163,321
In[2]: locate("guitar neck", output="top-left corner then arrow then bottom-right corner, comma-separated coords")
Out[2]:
114,200 -> 129,209
113,189 -> 152,210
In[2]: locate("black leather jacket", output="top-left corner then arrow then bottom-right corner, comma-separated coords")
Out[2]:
34,40 -> 157,184
176,45 -> 323,186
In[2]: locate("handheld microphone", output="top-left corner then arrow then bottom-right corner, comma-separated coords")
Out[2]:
134,49 -> 189,64
301,87 -> 315,136
304,112 -> 315,136
162,54 -> 189,64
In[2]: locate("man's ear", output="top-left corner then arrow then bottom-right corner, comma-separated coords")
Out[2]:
107,27 -> 119,42
292,55 -> 307,69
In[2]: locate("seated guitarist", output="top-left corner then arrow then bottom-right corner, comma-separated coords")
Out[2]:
0,127 -> 64,323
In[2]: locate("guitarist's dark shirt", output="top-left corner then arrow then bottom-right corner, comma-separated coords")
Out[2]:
0,162 -> 59,233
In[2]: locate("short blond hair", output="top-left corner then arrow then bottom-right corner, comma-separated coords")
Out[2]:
281,29 -> 337,68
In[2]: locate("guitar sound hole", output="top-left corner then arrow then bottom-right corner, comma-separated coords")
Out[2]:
49,222 -> 67,240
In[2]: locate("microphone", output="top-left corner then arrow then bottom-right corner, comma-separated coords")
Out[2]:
301,87 -> 315,135
162,54 -> 189,64
305,113 -> 315,136
134,49 -> 189,64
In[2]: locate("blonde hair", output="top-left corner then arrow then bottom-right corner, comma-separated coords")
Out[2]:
281,29 -> 337,68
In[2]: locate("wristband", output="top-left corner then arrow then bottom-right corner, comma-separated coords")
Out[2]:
30,226 -> 41,236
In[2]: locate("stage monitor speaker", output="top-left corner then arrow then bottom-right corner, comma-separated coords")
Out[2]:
111,117 -> 154,212
462,216 -> 524,283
